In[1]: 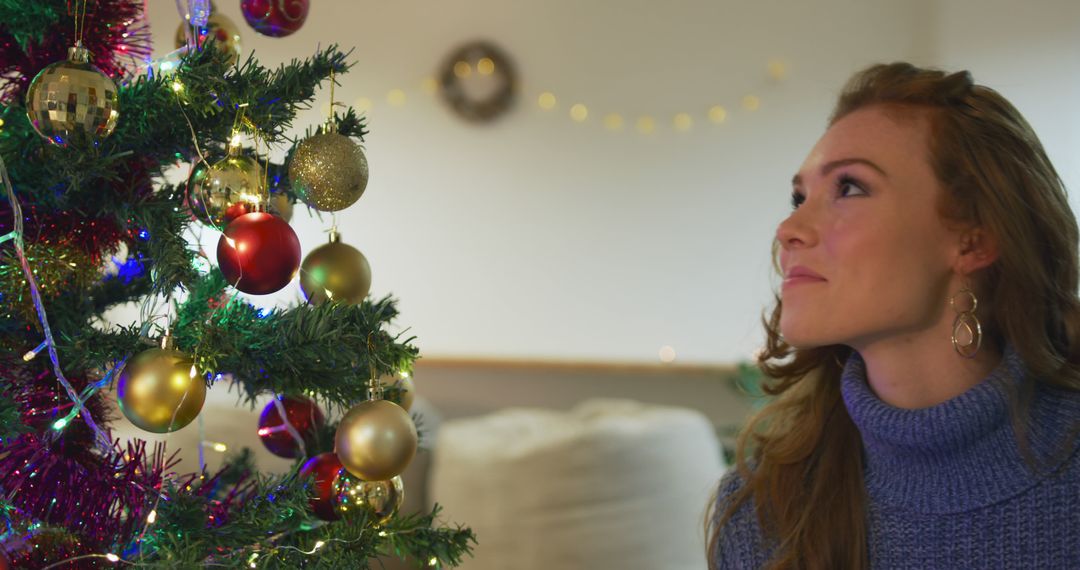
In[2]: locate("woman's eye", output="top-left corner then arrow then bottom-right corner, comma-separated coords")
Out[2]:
790,190 -> 805,209
838,176 -> 868,198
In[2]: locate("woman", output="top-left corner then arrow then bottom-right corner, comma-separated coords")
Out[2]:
708,62 -> 1080,569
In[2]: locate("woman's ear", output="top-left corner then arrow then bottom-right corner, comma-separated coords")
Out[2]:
954,227 -> 999,274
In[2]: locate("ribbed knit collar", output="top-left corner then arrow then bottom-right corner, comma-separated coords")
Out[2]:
841,344 -> 1080,514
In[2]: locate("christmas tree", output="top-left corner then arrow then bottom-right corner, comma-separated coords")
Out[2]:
0,1 -> 474,567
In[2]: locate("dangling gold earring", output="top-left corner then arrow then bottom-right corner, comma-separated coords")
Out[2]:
950,287 -> 982,359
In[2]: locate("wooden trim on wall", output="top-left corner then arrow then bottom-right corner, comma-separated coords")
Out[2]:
415,356 -> 738,376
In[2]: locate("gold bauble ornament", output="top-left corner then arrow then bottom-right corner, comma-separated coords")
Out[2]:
25,43 -> 119,147
335,399 -> 417,481
289,123 -> 369,212
175,9 -> 242,66
333,473 -> 404,524
386,375 -> 415,412
117,342 -> 206,433
191,148 -> 263,227
299,230 -> 371,305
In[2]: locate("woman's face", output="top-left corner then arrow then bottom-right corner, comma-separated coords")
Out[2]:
777,105 -> 962,350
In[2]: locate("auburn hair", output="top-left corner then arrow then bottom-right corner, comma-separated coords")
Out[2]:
706,62 -> 1080,569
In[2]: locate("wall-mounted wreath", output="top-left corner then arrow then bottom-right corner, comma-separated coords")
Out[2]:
438,41 -> 517,123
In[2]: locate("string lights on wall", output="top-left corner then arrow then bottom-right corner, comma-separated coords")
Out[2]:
329,57 -> 790,136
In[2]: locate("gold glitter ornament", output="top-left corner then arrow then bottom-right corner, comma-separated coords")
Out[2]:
335,399 -> 417,481
117,338 -> 206,433
25,43 -> 119,147
333,473 -> 404,524
174,9 -> 243,66
299,229 -> 371,305
289,123 -> 369,212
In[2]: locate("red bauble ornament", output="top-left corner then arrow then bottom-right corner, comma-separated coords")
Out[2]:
223,201 -> 255,225
241,0 -> 309,38
299,452 -> 344,521
217,212 -> 301,295
257,395 -> 325,459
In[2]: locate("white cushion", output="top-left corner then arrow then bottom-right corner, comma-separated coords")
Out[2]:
429,399 -> 725,570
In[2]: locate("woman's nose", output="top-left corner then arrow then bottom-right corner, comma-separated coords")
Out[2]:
776,204 -> 818,250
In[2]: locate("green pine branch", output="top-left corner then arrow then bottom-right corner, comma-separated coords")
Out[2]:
0,2 -> 59,50
137,469 -> 474,569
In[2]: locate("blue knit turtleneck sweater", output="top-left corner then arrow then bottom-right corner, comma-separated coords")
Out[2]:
712,346 -> 1080,569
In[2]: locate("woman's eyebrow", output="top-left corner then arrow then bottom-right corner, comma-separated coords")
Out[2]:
791,157 -> 889,187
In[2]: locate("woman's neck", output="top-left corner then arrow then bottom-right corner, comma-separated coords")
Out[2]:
853,334 -> 1003,409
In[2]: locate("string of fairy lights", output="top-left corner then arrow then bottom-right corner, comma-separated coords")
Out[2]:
328,58 -> 791,135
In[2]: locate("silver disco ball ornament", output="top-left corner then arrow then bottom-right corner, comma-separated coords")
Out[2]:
25,43 -> 120,147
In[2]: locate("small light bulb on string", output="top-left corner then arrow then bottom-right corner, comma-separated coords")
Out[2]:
636,116 -> 656,134
22,340 -> 47,361
604,113 -> 624,131
147,509 -> 157,524
52,415 -> 72,431
708,105 -> 728,124
538,92 -> 557,110
673,113 -> 693,132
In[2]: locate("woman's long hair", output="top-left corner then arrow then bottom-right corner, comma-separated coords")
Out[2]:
706,62 -> 1080,570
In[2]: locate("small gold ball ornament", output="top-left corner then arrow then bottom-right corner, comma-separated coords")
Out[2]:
333,472 -> 405,524
386,375 -> 415,412
175,10 -> 242,66
335,399 -> 417,481
299,230 -> 371,305
25,43 -> 119,147
289,122 -> 369,212
117,340 -> 206,433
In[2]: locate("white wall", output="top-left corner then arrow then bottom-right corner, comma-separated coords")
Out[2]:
140,0 -> 1075,365
932,0 -> 1080,201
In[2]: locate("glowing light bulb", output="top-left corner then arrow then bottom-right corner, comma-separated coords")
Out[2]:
673,113 -> 693,131
538,92 -> 557,110
604,113 -> 624,131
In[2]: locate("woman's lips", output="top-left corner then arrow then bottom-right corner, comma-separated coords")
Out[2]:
782,275 -> 826,289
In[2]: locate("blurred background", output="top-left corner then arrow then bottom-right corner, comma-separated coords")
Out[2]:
106,1 -> 1080,567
